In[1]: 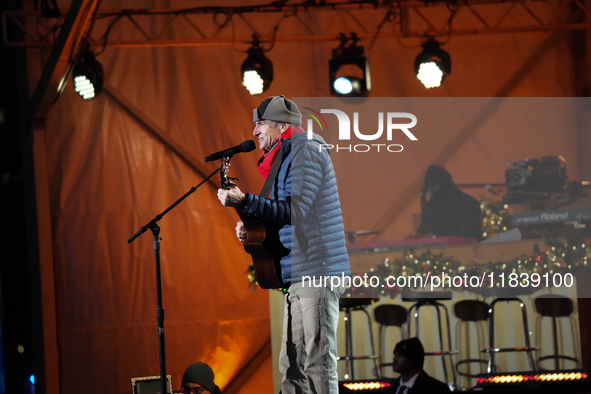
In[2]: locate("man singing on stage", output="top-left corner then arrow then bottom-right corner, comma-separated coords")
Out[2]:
217,95 -> 350,394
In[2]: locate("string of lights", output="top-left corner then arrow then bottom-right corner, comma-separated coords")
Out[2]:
245,234 -> 590,294
342,236 -> 589,298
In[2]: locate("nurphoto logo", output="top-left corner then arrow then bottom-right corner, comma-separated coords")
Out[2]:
303,107 -> 418,153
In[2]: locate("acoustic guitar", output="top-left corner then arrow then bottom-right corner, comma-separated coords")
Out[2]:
220,157 -> 287,289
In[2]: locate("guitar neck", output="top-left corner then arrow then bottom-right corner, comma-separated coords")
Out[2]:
234,206 -> 248,222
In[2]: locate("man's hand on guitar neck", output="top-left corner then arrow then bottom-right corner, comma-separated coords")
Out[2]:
217,186 -> 246,207
235,221 -> 247,243
218,186 -> 248,243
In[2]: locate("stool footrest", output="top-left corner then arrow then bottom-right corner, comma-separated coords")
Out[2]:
482,347 -> 539,353
537,355 -> 580,362
537,354 -> 581,368
456,359 -> 489,378
425,350 -> 459,356
337,356 -> 379,361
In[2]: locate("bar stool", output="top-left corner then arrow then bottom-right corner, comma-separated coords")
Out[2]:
338,297 -> 380,380
403,291 -> 457,388
373,304 -> 407,376
534,295 -> 581,370
484,298 -> 536,373
454,300 -> 489,381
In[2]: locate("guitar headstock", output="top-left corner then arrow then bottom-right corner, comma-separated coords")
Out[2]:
219,156 -> 238,190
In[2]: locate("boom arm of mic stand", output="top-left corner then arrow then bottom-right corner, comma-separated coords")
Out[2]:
125,166 -> 220,394
127,167 -> 220,244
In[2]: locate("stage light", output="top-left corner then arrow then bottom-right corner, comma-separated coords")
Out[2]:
241,35 -> 273,95
72,50 -> 103,100
477,370 -> 589,389
340,379 -> 391,392
329,33 -> 371,97
334,77 -> 352,95
415,38 -> 450,89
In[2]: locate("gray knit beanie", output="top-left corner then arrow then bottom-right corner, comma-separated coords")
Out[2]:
181,362 -> 218,393
253,95 -> 302,125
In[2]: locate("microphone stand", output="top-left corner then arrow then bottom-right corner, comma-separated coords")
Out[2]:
127,167 -> 220,394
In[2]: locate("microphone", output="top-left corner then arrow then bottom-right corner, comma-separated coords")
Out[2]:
204,140 -> 256,162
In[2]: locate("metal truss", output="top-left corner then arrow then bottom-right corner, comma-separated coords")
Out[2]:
3,0 -> 591,49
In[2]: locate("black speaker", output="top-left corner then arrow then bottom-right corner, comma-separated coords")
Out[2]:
131,375 -> 172,394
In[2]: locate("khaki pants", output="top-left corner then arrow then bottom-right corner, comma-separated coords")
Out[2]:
279,280 -> 345,394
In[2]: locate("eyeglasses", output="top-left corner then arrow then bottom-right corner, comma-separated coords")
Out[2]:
182,386 -> 207,394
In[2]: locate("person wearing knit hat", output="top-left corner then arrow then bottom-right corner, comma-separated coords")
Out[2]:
217,95 -> 350,394
415,164 -> 482,240
394,337 -> 425,369
423,164 -> 453,188
181,362 -> 220,394
387,338 -> 451,394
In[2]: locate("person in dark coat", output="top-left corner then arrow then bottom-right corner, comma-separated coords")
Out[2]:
387,338 -> 451,394
417,164 -> 482,240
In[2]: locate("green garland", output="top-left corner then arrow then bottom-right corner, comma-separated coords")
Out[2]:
342,235 -> 590,298
245,197 -> 587,296
480,200 -> 513,240
247,237 -> 590,295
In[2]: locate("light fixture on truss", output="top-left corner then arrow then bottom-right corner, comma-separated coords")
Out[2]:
415,38 -> 451,89
72,50 -> 103,100
241,35 -> 273,95
329,33 -> 371,97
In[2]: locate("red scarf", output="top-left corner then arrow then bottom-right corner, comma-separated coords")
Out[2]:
256,126 -> 306,178
257,128 -> 293,178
